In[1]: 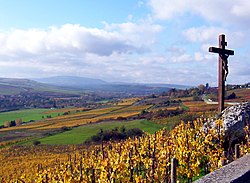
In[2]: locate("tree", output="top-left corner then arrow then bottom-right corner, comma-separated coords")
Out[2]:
193,95 -> 200,101
10,120 -> 16,127
4,120 -> 16,127
4,121 -> 11,128
53,100 -> 57,108
15,118 -> 22,126
227,92 -> 236,100
33,140 -> 41,146
198,84 -> 206,94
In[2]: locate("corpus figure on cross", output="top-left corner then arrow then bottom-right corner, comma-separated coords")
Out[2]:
220,53 -> 229,81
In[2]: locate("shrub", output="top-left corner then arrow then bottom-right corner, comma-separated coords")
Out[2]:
126,128 -> 144,137
33,140 -> 41,146
61,126 -> 70,131
63,111 -> 70,115
193,95 -> 201,101
85,127 -> 144,144
226,92 -> 236,100
4,120 -> 16,128
15,118 -> 22,126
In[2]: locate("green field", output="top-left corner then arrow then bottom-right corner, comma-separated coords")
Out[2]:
38,120 -> 163,145
0,108 -> 62,125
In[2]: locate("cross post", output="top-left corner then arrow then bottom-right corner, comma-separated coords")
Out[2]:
209,34 -> 234,114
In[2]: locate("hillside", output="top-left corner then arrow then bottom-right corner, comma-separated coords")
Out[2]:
0,77 -> 81,95
0,77 -> 191,112
34,76 -> 107,88
33,76 -> 191,94
0,86 -> 249,182
0,76 -> 189,96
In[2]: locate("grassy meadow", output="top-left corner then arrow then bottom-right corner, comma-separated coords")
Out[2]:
0,108 -> 50,125
37,119 -> 163,145
0,107 -> 86,126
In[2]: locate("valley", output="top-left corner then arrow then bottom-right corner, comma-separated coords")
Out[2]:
0,80 -> 249,182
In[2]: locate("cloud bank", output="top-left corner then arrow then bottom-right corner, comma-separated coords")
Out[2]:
0,0 -> 249,86
0,23 -> 162,57
149,0 -> 250,26
0,22 -> 165,82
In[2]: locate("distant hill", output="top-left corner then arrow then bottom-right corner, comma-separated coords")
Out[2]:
0,78 -> 41,88
0,77 -> 80,95
33,76 -> 191,95
34,76 -> 191,89
0,76 -> 191,96
34,76 -> 107,88
143,83 -> 192,90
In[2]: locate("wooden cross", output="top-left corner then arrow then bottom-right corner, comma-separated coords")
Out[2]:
209,34 -> 234,114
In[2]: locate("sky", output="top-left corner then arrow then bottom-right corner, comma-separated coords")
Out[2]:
0,0 -> 249,86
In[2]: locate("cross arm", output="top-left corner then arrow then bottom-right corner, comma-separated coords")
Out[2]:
209,47 -> 234,55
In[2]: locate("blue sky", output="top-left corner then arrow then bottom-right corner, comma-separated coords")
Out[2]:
0,0 -> 249,86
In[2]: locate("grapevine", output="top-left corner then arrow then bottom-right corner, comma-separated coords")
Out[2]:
1,117 -> 249,182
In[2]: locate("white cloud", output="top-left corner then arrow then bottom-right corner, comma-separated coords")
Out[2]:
183,26 -> 247,48
103,21 -> 162,49
194,52 -> 203,61
170,54 -> 192,63
149,0 -> 188,19
166,46 -> 185,56
0,23 -> 162,58
183,26 -> 226,43
0,22 -> 167,82
149,0 -> 250,26
231,1 -> 250,18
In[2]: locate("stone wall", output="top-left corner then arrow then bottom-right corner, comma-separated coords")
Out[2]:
196,102 -> 250,183
194,153 -> 250,183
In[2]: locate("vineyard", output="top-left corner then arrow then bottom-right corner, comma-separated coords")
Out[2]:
182,101 -> 218,112
0,90 -> 250,182
0,105 -> 151,132
1,117 -> 249,182
0,99 -> 154,147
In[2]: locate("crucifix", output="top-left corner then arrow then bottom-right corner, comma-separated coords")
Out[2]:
209,34 -> 234,114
